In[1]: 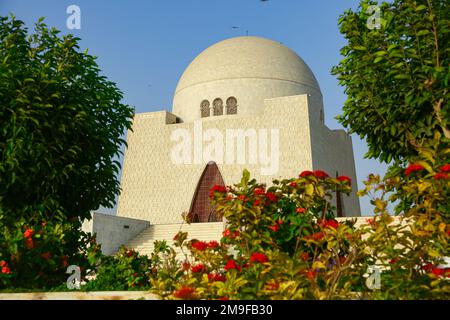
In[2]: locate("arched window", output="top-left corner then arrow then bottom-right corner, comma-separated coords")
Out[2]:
213,98 -> 223,116
200,100 -> 210,118
189,161 -> 225,223
226,97 -> 238,115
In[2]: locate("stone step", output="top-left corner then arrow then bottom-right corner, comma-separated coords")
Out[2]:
124,222 -> 224,257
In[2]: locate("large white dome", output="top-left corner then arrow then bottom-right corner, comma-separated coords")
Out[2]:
172,36 -> 322,122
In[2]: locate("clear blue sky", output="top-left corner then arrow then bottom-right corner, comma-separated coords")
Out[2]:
1,0 -> 389,216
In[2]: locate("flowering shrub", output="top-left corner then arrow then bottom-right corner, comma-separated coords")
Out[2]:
357,135 -> 449,299
0,210 -> 100,290
150,146 -> 449,299
150,169 -> 368,299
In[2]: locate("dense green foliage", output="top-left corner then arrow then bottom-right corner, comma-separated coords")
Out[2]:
332,0 -> 449,163
82,247 -> 152,291
0,16 -> 134,289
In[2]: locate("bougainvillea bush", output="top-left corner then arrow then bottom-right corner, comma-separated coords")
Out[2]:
149,161 -> 449,299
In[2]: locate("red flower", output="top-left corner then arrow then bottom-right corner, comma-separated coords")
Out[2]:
306,269 -> 316,279
254,187 -> 265,195
0,260 -> 7,268
208,273 -> 226,282
191,264 -> 206,273
289,182 -> 297,187
319,219 -> 339,229
192,241 -> 208,251
127,250 -> 134,257
41,252 -> 51,261
299,170 -> 314,178
173,286 -> 196,299
250,252 -> 268,264
23,228 -> 34,239
223,229 -> 239,239
182,261 -> 191,271
209,185 -> 227,198
207,241 -> 219,249
268,224 -> 279,232
313,170 -> 329,179
253,199 -> 261,206
25,237 -> 34,249
422,263 -> 433,271
389,258 -> 399,264
266,282 -> 279,290
224,259 -> 241,272
266,192 -> 277,202
1,266 -> 11,274
133,273 -> 138,277
337,176 -> 352,184
238,195 -> 246,202
440,164 -> 450,173
434,173 -> 449,180
300,252 -> 309,261
307,232 -> 324,241
431,267 -> 445,277
296,207 -> 306,214
218,297 -> 229,300
405,164 -> 424,176
62,256 -> 69,268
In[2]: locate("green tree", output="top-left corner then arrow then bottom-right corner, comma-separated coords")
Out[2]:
332,0 -> 449,163
0,16 -> 133,288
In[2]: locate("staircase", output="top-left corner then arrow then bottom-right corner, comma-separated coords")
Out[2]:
124,222 -> 225,257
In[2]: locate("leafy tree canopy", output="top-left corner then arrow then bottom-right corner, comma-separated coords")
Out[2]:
332,0 -> 449,164
0,15 -> 134,223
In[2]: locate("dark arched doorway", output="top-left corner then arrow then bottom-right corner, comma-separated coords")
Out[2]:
189,161 -> 225,223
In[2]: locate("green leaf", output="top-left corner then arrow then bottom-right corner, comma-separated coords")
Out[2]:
415,5 -> 427,11
394,74 -> 409,80
354,45 -> 367,51
417,29 -> 430,36
305,184 -> 314,196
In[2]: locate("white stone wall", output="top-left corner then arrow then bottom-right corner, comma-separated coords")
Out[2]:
117,94 -> 360,223
307,95 -> 361,217
82,212 -> 150,255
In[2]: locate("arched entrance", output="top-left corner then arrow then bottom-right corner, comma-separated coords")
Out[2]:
189,161 -> 225,223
